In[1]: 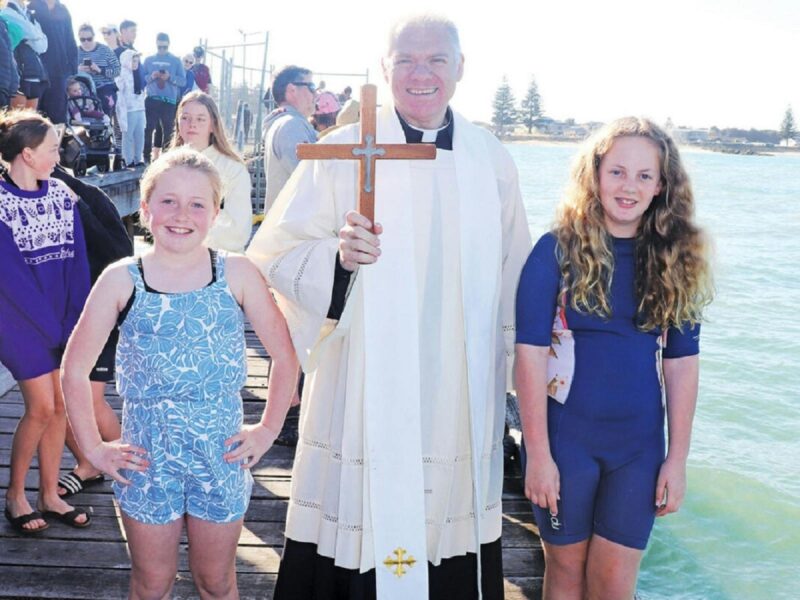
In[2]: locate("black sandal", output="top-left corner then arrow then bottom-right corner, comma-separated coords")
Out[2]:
42,508 -> 92,529
4,507 -> 49,534
57,471 -> 105,498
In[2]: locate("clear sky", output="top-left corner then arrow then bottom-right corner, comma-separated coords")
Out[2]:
61,0 -> 799,130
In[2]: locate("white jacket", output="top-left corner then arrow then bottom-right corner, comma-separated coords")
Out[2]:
114,49 -> 145,132
203,145 -> 253,253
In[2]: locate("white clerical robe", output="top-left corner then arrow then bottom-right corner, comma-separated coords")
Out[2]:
247,104 -> 531,599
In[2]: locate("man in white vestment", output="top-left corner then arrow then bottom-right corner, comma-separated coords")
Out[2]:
247,14 -> 532,600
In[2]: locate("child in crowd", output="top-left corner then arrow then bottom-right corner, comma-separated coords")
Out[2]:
0,109 -> 91,533
61,148 -> 299,598
115,49 -> 146,167
66,77 -> 109,125
515,117 -> 713,598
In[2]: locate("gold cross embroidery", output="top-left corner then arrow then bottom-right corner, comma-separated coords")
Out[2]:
383,547 -> 417,577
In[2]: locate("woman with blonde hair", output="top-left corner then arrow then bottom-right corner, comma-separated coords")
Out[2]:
515,117 -> 713,599
170,90 -> 252,252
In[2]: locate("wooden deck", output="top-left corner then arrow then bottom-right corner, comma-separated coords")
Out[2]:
0,332 -> 543,599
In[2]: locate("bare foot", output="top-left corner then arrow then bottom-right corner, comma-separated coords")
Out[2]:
4,495 -> 47,531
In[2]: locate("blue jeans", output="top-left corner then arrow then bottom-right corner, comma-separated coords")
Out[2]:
123,110 -> 145,164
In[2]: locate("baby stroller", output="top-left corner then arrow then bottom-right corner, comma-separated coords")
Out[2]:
61,73 -> 122,174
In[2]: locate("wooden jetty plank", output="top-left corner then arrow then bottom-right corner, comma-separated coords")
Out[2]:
0,330 -> 543,599
1,535 -> 541,576
0,566 -> 543,600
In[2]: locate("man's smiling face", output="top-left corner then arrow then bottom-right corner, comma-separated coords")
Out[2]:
383,23 -> 464,129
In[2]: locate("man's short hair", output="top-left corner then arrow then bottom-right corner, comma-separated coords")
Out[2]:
119,19 -> 136,31
272,65 -> 311,105
193,46 -> 205,60
386,14 -> 461,56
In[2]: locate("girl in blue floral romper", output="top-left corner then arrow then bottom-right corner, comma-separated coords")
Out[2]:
62,148 -> 299,598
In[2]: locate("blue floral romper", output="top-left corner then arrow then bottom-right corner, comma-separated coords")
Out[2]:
113,250 -> 253,524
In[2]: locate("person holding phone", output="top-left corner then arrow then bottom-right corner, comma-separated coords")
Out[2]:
141,32 -> 184,163
76,23 -> 119,117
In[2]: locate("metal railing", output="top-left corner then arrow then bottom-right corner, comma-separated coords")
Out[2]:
196,34 -> 370,213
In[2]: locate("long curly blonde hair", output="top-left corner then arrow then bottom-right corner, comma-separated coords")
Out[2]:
555,117 -> 713,331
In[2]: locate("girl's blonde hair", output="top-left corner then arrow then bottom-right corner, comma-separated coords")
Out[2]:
140,147 -> 223,209
170,91 -> 243,164
555,116 -> 714,331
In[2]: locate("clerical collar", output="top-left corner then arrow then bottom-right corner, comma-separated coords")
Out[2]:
397,108 -> 454,150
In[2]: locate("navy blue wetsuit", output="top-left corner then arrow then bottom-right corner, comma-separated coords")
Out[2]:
515,233 -> 699,550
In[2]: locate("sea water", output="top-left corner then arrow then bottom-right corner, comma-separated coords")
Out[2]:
508,143 -> 800,600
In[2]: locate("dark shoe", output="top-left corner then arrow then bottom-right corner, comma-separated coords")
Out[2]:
42,508 -> 92,529
57,471 -> 105,498
4,507 -> 49,535
274,417 -> 299,447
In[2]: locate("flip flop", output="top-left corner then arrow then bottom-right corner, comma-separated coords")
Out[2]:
4,507 -> 49,534
42,508 -> 92,529
57,471 -> 105,498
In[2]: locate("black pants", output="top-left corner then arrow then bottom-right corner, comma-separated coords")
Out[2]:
144,97 -> 176,161
39,72 -> 67,124
274,538 -> 504,600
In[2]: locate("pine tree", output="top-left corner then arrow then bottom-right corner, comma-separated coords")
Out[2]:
780,106 -> 796,147
519,77 -> 542,133
492,76 -> 517,137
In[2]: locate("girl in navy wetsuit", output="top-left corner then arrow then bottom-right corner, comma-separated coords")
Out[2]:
515,117 -> 713,599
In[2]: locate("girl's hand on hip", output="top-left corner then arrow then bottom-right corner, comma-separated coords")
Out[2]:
86,440 -> 149,485
224,423 -> 280,469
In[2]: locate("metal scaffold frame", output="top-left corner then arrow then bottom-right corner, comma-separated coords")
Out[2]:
196,33 -> 370,212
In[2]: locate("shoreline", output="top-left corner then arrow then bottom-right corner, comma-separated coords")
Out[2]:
497,134 -> 800,157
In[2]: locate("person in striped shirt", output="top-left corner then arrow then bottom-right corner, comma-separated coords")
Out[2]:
76,22 -> 120,116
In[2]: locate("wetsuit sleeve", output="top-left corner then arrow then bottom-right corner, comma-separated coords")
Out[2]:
515,232 -> 560,346
664,322 -> 701,358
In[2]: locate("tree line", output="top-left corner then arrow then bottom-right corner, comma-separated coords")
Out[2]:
491,78 -> 798,148
492,76 -> 542,136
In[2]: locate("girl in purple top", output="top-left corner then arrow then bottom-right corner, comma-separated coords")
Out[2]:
515,118 -> 714,598
0,110 -> 91,533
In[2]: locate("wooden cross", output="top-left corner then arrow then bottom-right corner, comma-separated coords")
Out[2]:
296,84 -> 437,226
383,547 -> 417,578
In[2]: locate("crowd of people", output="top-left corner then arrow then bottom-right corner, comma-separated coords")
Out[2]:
0,5 -> 213,168
0,11 -> 715,600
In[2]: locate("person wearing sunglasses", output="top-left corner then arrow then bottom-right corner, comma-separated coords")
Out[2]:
261,65 -> 317,214
76,23 -> 120,117
180,54 -> 195,97
141,32 -> 185,162
99,23 -> 119,53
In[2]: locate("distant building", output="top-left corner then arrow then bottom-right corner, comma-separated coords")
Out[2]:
673,128 -> 710,144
